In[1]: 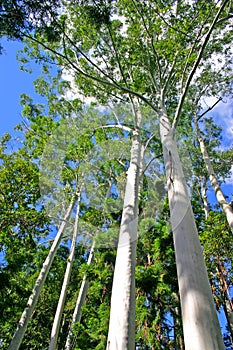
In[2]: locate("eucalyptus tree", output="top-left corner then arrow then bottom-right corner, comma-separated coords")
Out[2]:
194,107 -> 233,232
8,195 -> 76,350
65,241 -> 95,350
200,212 -> 233,346
9,0 -> 233,348
136,196 -> 184,349
11,77 -> 145,350
49,194 -> 81,350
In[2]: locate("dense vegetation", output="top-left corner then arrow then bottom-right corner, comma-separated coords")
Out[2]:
0,1 -> 233,349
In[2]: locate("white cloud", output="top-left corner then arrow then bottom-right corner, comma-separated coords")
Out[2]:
200,97 -> 233,147
225,165 -> 233,185
213,100 -> 233,143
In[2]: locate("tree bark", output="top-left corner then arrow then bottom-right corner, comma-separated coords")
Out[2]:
160,115 -> 225,350
172,293 -> 184,350
194,115 -> 233,233
200,176 -> 210,220
64,241 -> 95,350
217,262 -> 233,342
49,194 -> 81,350
106,128 -> 141,350
8,197 -> 75,350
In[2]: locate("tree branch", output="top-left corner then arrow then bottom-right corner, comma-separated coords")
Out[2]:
143,153 -> 163,175
99,124 -> 133,133
197,97 -> 223,121
22,33 -> 159,112
172,0 -> 229,129
144,131 -> 160,151
131,0 -> 163,86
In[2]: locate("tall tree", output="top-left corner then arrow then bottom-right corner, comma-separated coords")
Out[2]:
4,1 -> 233,348
49,193 -> 81,350
194,108 -> 233,232
65,241 -> 95,350
200,212 -> 233,347
106,105 -> 142,349
8,195 -> 76,350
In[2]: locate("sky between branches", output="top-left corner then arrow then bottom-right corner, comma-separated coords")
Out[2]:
0,37 -> 232,198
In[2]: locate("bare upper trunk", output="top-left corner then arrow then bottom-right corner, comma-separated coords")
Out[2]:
195,115 -> 233,233
172,293 -> 184,350
49,195 -> 81,350
106,129 -> 141,350
64,241 -> 95,350
217,262 -> 233,342
160,115 -> 224,350
8,198 -> 75,350
200,176 -> 209,220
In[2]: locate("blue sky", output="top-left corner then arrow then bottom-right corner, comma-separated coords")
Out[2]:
0,38 -> 44,136
0,36 -> 232,198
0,36 -> 233,340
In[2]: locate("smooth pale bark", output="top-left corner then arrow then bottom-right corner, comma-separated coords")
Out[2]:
195,116 -> 233,232
65,241 -> 95,350
200,176 -> 209,220
172,293 -> 185,350
223,299 -> 233,343
49,195 -> 81,350
217,262 -> 233,342
106,129 -> 141,350
160,115 -> 224,350
8,198 -> 75,350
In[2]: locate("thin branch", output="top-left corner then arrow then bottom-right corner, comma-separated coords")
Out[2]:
161,56 -> 177,103
131,0 -> 163,85
106,22 -> 137,118
216,14 -> 233,24
107,24 -> 128,87
99,124 -> 133,133
179,2 -> 216,90
180,22 -> 206,90
197,97 -> 223,120
172,0 -> 229,129
47,215 -> 74,226
62,31 -> 119,86
22,32 -> 159,112
115,158 -> 127,170
143,153 -> 163,175
151,4 -> 193,38
144,131 -> 160,151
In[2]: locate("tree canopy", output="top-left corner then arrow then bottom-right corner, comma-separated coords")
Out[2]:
1,1 -> 233,349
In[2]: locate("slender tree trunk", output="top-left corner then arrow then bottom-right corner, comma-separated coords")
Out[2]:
174,319 -> 185,350
172,293 -> 184,350
194,115 -> 233,232
200,176 -> 209,220
217,262 -> 233,342
8,197 -> 75,350
65,241 -> 95,350
106,128 -> 141,350
160,115 -> 224,350
222,301 -> 233,344
49,194 -> 81,350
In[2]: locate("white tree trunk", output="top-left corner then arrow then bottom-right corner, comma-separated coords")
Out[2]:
217,263 -> 233,342
49,195 -> 81,350
160,115 -> 225,350
106,129 -> 141,350
65,241 -> 95,350
225,298 -> 233,342
195,116 -> 233,232
200,176 -> 209,220
8,198 -> 75,350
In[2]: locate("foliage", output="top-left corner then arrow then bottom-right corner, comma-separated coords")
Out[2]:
1,0 -> 233,348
